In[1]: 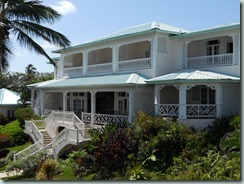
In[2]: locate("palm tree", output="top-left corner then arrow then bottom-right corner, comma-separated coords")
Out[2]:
0,0 -> 71,72
25,64 -> 36,74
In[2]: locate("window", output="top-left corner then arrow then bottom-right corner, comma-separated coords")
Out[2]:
227,42 -> 233,53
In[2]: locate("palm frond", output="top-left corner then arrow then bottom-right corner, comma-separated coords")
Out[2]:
13,28 -> 56,67
5,0 -> 61,24
0,41 -> 13,72
12,20 -> 71,47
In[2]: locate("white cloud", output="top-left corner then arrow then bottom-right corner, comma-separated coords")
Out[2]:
50,0 -> 77,16
40,41 -> 60,50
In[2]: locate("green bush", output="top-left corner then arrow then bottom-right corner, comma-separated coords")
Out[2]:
36,158 -> 60,180
0,134 -> 11,150
15,107 -> 40,128
0,112 -> 9,126
0,121 -> 28,146
6,152 -> 48,177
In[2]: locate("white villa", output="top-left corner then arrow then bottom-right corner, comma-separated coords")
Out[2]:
18,21 -> 240,160
0,88 -> 20,119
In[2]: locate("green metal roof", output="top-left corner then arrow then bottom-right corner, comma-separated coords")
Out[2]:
29,73 -> 147,89
146,70 -> 240,84
53,21 -> 188,53
171,23 -> 240,38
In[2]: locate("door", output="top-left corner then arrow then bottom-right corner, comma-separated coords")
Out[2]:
206,40 -> 220,65
117,92 -> 128,115
73,98 -> 85,117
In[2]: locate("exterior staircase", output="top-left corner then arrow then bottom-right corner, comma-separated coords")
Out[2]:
40,130 -> 52,148
14,111 -> 94,161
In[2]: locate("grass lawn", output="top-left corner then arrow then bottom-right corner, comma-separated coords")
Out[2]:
53,166 -> 76,180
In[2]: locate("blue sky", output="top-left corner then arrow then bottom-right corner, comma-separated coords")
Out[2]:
9,0 -> 240,73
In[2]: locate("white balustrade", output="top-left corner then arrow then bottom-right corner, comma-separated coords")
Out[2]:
87,62 -> 112,74
187,53 -> 233,69
82,112 -> 129,124
186,104 -> 216,118
63,66 -> 83,77
25,121 -> 43,142
157,104 -> 179,117
14,140 -> 42,161
118,57 -> 151,71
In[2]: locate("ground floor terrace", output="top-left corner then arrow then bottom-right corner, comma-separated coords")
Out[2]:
148,70 -> 240,128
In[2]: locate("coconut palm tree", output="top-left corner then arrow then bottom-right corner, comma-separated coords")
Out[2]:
25,64 -> 36,75
0,0 -> 71,72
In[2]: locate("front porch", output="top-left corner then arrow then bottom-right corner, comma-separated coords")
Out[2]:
155,85 -> 220,119
33,90 -> 133,125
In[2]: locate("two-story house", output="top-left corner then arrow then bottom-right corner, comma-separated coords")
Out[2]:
16,21 -> 240,160
28,21 -> 240,129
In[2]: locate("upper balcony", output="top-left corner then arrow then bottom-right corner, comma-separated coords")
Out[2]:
186,36 -> 236,69
61,41 -> 151,78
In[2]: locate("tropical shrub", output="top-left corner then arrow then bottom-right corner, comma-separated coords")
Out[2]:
0,134 -> 11,150
205,116 -> 235,147
0,113 -> 9,126
0,121 -> 28,146
15,107 -> 40,128
89,123 -> 137,179
35,158 -> 60,180
62,150 -> 92,179
6,152 -> 48,177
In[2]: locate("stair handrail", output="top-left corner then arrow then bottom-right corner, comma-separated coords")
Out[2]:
25,120 -> 43,143
14,140 -> 42,161
30,142 -> 53,156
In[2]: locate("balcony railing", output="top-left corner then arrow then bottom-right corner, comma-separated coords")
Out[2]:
82,112 -> 129,125
186,104 -> 216,118
87,62 -> 112,74
63,66 -> 83,77
187,53 -> 233,69
157,104 -> 179,117
118,57 -> 151,71
157,104 -> 216,118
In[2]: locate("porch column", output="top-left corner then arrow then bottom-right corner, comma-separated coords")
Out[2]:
90,91 -> 96,126
112,45 -> 118,72
62,91 -> 68,111
128,91 -> 133,123
182,41 -> 190,69
231,34 -> 240,65
178,85 -> 187,119
154,85 -> 161,115
31,89 -> 35,108
83,51 -> 88,75
39,90 -> 45,116
151,37 -> 158,69
215,84 -> 223,118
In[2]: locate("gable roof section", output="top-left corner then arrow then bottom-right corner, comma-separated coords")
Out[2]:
146,70 -> 240,84
28,73 -> 147,89
0,88 -> 20,105
53,21 -> 188,53
171,23 -> 240,38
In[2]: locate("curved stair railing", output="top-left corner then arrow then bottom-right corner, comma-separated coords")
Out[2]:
52,127 -> 91,159
14,140 -> 43,161
15,111 -> 92,161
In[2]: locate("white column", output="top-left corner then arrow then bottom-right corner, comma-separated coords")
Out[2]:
60,55 -> 64,78
231,34 -> 240,65
182,41 -> 190,69
40,90 -> 45,116
83,51 -> 88,75
90,91 -> 96,126
151,37 -> 158,69
128,90 -> 133,122
112,45 -> 118,72
62,91 -> 67,111
215,84 -> 223,118
31,89 -> 35,108
178,85 -> 187,119
154,85 -> 161,115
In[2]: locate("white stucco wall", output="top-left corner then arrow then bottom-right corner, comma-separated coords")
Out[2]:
133,85 -> 154,114
222,83 -> 240,116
